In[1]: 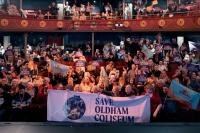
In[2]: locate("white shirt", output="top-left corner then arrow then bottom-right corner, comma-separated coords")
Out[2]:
65,5 -> 71,12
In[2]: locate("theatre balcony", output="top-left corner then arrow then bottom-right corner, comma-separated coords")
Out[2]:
1,10 -> 200,32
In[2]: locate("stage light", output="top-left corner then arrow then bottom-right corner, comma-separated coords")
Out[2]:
115,24 -> 119,27
115,23 -> 124,28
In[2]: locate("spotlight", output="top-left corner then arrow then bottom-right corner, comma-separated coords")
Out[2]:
115,23 -> 123,27
115,24 -> 119,27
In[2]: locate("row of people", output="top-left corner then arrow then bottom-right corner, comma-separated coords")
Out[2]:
1,1 -> 198,20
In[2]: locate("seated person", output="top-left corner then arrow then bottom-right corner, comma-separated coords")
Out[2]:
37,10 -> 44,19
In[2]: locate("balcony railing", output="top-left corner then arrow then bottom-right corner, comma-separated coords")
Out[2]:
1,9 -> 200,21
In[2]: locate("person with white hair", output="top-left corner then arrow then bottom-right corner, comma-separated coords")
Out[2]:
64,1 -> 71,17
0,45 -> 5,55
125,84 -> 135,97
26,82 -> 35,98
80,76 -> 93,93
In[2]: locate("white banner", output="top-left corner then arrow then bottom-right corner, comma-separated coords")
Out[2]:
47,90 -> 150,123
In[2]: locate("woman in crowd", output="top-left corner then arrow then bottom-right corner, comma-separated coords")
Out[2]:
144,84 -> 162,122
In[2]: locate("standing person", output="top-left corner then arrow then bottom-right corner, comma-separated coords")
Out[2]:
124,84 -> 136,97
188,72 -> 200,92
124,3 -> 130,19
80,76 -> 94,93
64,1 -> 71,18
85,44 -> 92,56
104,2 -> 113,14
143,84 -> 162,122
37,10 -> 44,19
80,4 -> 86,15
86,2 -> 92,18
4,45 -> 14,66
49,2 -> 59,19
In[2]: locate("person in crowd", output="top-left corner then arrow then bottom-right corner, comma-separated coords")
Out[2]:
37,10 -> 44,19
12,84 -> 32,121
49,2 -> 59,19
188,72 -> 200,92
144,84 -> 162,122
66,77 -> 74,91
0,33 -> 199,122
124,84 -> 136,97
104,2 -> 113,14
26,82 -> 35,98
86,2 -> 92,17
64,1 -> 71,18
80,74 -> 94,93
94,49 -> 101,59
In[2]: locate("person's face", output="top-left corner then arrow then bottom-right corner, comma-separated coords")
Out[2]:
110,75 -> 116,82
174,78 -> 179,83
191,73 -> 197,80
112,86 -> 119,94
24,75 -> 29,79
157,81 -> 164,88
131,64 -> 136,70
137,70 -> 141,75
75,67 -> 81,72
52,2 -> 56,6
84,77 -> 90,83
11,66 -> 15,71
68,78 -> 73,85
154,65 -> 159,70
198,72 -> 200,77
57,84 -> 64,90
125,85 -> 132,94
145,87 -> 153,94
160,71 -> 166,77
148,59 -> 153,66
12,81 -> 18,87
163,87 -> 168,94
74,85 -> 80,92
129,78 -> 134,84
27,84 -> 33,89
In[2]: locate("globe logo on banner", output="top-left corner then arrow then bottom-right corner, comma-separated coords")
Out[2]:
64,96 -> 86,120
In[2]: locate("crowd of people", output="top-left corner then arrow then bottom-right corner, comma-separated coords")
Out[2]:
0,0 -> 198,20
0,35 -> 199,122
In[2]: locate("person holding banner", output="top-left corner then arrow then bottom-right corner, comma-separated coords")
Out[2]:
80,76 -> 94,93
188,72 -> 200,93
144,84 -> 162,122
